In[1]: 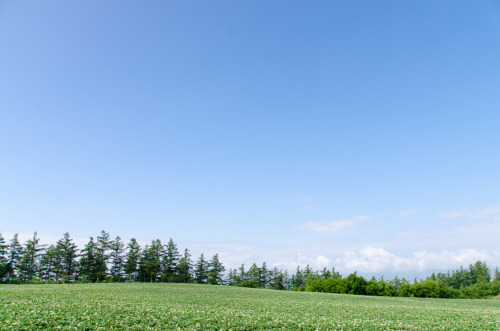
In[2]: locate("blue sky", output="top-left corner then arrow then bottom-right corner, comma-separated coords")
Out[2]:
1,1 -> 500,276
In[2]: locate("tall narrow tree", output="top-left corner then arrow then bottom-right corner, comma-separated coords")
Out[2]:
194,253 -> 208,284
55,233 -> 78,282
0,233 -> 8,282
175,248 -> 193,283
95,231 -> 111,282
17,232 -> 45,282
162,238 -> 180,282
207,254 -> 225,285
79,237 -> 98,282
124,238 -> 141,282
6,234 -> 23,283
109,236 -> 125,281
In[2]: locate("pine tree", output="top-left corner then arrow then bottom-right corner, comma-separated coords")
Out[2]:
0,233 -> 8,282
95,231 -> 111,282
79,237 -> 98,282
247,263 -> 260,286
124,238 -> 141,282
17,232 -> 45,282
259,262 -> 269,288
39,245 -> 59,282
55,233 -> 78,282
194,253 -> 208,284
6,233 -> 23,283
207,254 -> 225,285
175,248 -> 193,283
138,240 -> 162,282
109,236 -> 125,281
162,238 -> 180,282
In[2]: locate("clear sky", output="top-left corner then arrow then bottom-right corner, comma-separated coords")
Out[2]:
1,1 -> 500,276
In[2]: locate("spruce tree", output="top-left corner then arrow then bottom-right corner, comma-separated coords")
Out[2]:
175,248 -> 193,283
17,232 -> 45,282
6,234 -> 23,283
55,233 -> 78,282
79,237 -> 98,282
124,238 -> 141,282
95,231 -> 111,282
194,253 -> 208,284
162,238 -> 180,282
39,244 -> 59,282
109,236 -> 125,281
207,254 -> 225,285
0,233 -> 8,282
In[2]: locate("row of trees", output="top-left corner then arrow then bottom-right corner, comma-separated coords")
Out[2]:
293,260 -> 500,299
1,231 -> 499,298
0,232 -> 224,285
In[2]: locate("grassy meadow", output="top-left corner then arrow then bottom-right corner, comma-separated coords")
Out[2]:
1,283 -> 499,330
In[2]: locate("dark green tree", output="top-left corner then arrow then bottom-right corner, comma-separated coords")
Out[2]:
138,240 -> 162,282
0,233 -> 9,282
174,248 -> 193,283
95,231 -> 111,281
55,232 -> 78,282
17,232 -> 45,282
6,233 -> 23,283
39,244 -> 59,282
207,253 -> 225,285
162,238 -> 180,282
194,253 -> 208,284
124,238 -> 141,282
109,236 -> 125,281
79,237 -> 99,282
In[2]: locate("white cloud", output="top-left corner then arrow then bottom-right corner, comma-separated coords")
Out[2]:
299,215 -> 369,233
335,246 -> 499,273
439,205 -> 500,220
272,253 -> 331,271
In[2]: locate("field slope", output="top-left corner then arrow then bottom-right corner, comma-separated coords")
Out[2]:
1,283 -> 499,330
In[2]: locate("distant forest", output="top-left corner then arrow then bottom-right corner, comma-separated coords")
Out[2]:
1,231 -> 499,299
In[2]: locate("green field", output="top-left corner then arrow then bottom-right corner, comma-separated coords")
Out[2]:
1,284 -> 499,330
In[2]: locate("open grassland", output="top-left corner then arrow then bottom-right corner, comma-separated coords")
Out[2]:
1,283 -> 499,330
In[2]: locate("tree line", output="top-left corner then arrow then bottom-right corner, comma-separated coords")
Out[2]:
1,231 -> 499,299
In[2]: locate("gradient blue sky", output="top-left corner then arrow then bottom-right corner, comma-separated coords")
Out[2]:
1,1 -> 500,275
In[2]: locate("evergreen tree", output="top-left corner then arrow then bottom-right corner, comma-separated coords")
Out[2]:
138,240 -> 162,282
175,248 -> 193,283
194,253 -> 208,284
226,268 -> 237,286
247,263 -> 260,286
95,231 -> 111,281
39,244 -> 59,282
236,263 -> 246,284
162,238 -> 180,282
207,253 -> 225,285
55,232 -> 78,282
17,232 -> 45,282
109,236 -> 125,281
79,237 -> 98,282
0,233 -> 9,282
292,266 -> 305,290
269,267 -> 285,290
6,233 -> 23,283
259,262 -> 269,288
124,238 -> 141,282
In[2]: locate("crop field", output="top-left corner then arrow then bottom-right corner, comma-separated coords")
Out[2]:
1,284 -> 499,330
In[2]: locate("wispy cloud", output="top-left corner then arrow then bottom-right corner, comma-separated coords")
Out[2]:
439,205 -> 500,220
398,209 -> 417,217
299,215 -> 369,233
